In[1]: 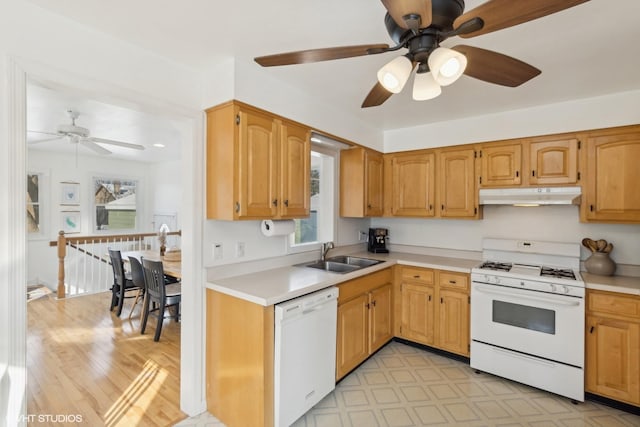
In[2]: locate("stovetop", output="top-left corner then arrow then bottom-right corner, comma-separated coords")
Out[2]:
476,261 -> 578,281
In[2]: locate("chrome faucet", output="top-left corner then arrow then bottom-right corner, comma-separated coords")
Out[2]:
320,241 -> 334,262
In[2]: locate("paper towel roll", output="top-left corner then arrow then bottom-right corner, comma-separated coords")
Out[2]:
261,219 -> 295,237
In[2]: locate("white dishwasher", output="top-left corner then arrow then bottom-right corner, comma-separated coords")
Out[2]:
274,287 -> 338,427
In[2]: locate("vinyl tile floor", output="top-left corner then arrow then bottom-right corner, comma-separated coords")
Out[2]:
175,341 -> 640,427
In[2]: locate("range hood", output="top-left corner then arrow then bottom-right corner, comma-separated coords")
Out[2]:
479,187 -> 582,206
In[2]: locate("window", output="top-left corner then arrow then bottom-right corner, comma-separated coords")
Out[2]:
27,173 -> 42,234
290,149 -> 335,251
93,177 -> 138,231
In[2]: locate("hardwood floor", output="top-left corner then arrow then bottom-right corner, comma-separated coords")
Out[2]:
27,291 -> 186,426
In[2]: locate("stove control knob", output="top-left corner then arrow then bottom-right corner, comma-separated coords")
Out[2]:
484,275 -> 490,283
495,276 -> 501,285
562,286 -> 570,294
520,281 -> 525,287
550,284 -> 557,292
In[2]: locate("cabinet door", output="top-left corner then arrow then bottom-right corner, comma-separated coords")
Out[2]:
438,147 -> 477,218
336,294 -> 369,380
437,289 -> 470,356
369,284 -> 393,353
586,315 -> 640,405
365,151 -> 384,216
390,152 -> 435,217
584,131 -> 640,222
529,138 -> 579,185
400,283 -> 435,345
479,143 -> 522,187
238,109 -> 278,218
279,121 -> 310,218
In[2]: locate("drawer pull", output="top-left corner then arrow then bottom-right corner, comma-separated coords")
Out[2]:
413,275 -> 421,279
449,280 -> 457,284
428,295 -> 431,302
589,326 -> 595,334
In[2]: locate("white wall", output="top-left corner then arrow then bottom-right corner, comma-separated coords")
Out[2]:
384,90 -> 640,152
371,206 -> 640,268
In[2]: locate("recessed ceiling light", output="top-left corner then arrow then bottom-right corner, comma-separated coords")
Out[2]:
153,143 -> 165,148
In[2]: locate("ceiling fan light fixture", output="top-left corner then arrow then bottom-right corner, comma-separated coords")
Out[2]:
377,55 -> 412,93
428,47 -> 467,86
413,71 -> 441,101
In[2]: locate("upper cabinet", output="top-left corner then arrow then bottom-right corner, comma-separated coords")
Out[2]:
478,142 -> 522,187
581,126 -> 640,223
206,101 -> 310,220
528,136 -> 579,185
340,147 -> 383,217
437,146 -> 479,218
386,151 -> 436,217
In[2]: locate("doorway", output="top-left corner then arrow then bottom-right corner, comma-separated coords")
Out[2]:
5,58 -> 206,422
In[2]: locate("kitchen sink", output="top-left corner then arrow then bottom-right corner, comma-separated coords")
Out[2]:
325,256 -> 383,268
302,256 -> 383,274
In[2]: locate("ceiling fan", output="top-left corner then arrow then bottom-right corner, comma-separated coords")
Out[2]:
254,0 -> 590,107
28,109 -> 145,155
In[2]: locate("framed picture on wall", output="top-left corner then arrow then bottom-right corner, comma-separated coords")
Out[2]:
60,182 -> 80,205
61,211 -> 81,234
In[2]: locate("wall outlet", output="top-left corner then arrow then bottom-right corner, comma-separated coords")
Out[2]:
358,231 -> 369,242
236,241 -> 245,258
213,243 -> 223,260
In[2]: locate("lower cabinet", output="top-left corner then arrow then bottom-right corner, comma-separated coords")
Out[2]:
585,290 -> 640,406
336,269 -> 393,380
398,266 -> 470,357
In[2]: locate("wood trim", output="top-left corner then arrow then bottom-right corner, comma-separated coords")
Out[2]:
49,230 -> 182,246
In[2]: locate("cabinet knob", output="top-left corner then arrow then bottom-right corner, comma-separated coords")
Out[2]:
589,325 -> 595,334
428,295 -> 431,302
515,171 -> 520,178
272,199 -> 278,207
532,170 -> 536,177
367,204 -> 372,209
429,204 -> 433,211
590,204 -> 594,212
441,204 -> 445,211
284,199 -> 289,207
371,300 -> 376,307
235,202 -> 240,213
365,302 -> 370,309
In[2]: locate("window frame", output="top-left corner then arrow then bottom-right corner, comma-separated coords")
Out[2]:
92,175 -> 141,233
27,170 -> 49,240
287,145 -> 338,255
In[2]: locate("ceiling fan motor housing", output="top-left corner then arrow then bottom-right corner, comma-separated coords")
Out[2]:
385,0 -> 465,44
57,124 -> 90,137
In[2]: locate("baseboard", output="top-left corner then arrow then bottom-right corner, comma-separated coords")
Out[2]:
585,392 -> 640,415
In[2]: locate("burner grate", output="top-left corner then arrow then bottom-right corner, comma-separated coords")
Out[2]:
540,266 -> 576,280
478,261 -> 512,272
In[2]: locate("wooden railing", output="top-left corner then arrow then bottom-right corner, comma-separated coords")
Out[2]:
50,230 -> 182,298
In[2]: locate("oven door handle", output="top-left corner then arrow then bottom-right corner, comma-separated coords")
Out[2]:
474,285 -> 581,307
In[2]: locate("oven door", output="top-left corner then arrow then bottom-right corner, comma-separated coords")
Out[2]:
471,282 -> 584,367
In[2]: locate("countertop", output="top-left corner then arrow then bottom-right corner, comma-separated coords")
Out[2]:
582,272 -> 640,296
206,251 -> 478,306
206,251 -> 640,306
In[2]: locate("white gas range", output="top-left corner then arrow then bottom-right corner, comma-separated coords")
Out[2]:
470,238 -> 585,402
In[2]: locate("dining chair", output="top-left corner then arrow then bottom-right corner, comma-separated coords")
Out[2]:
141,258 -> 181,342
108,249 -> 142,317
127,256 -> 146,319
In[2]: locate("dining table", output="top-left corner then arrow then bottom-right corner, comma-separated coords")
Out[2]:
121,249 -> 181,279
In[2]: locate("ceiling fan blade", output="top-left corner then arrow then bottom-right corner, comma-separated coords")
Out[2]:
453,0 -> 590,38
362,82 -> 394,108
28,129 -> 60,136
453,45 -> 541,87
255,44 -> 390,67
90,137 -> 145,150
79,139 -> 112,155
381,0 -> 432,30
28,136 -> 64,144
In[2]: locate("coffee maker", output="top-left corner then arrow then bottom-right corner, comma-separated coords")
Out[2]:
368,228 -> 389,253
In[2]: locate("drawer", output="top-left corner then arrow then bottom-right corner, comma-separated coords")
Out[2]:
400,266 -> 434,284
438,271 -> 469,292
587,290 -> 640,319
